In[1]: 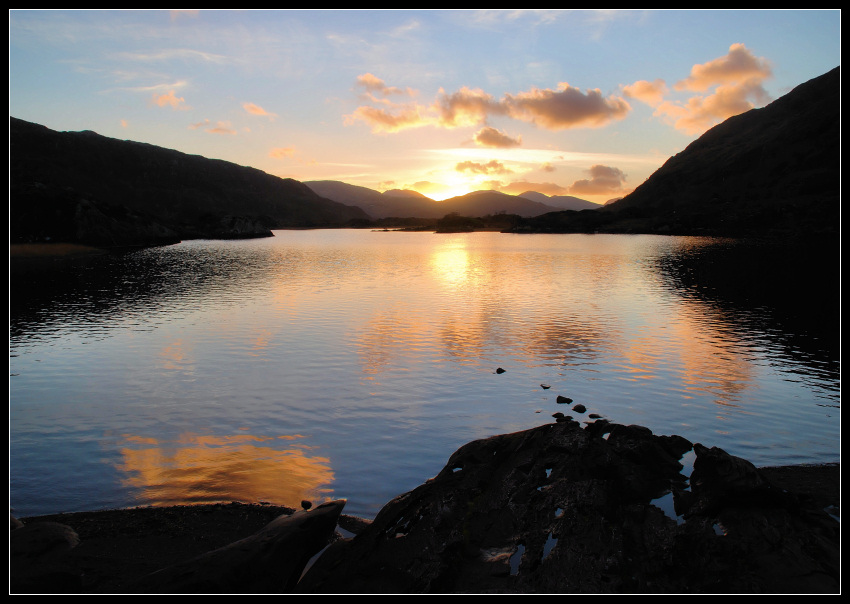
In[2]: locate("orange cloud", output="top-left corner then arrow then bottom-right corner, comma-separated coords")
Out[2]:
345,104 -> 432,133
269,147 -> 296,159
455,160 -> 513,175
151,89 -> 189,110
567,165 -> 628,195
188,119 -> 236,135
243,102 -> 277,119
653,43 -> 773,135
502,83 -> 631,130
675,43 -> 772,92
622,78 -> 668,107
349,78 -> 630,133
355,73 -> 415,97
473,126 -> 522,148
435,86 -> 504,128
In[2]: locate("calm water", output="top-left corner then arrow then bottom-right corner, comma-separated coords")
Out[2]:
9,230 -> 840,519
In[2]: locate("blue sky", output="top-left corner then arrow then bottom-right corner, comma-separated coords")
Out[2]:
9,9 -> 840,203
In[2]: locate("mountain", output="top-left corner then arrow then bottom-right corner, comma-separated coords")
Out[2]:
307,181 -> 562,219
511,66 -> 840,238
518,191 -> 601,211
305,180 -> 443,219
440,190 -> 561,217
10,118 -> 369,247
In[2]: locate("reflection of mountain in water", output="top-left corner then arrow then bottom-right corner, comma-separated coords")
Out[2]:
654,238 -> 839,397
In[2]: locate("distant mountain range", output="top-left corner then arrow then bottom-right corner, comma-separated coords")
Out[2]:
304,180 -> 597,219
9,66 -> 838,248
510,66 -> 840,238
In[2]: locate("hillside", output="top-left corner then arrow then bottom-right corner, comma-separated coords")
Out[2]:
10,118 -> 369,247
510,66 -> 840,238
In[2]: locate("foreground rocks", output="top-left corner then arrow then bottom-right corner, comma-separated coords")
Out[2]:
12,419 -> 840,594
298,419 -> 839,593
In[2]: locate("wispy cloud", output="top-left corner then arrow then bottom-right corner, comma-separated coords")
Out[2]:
243,102 -> 277,119
189,119 -> 236,135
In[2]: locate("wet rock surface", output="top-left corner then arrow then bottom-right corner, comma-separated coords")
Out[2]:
298,420 -> 839,594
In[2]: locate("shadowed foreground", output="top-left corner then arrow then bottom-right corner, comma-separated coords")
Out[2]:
12,419 -> 839,594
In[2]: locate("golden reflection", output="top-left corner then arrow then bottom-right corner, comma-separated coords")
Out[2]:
114,432 -> 335,508
431,249 -> 470,286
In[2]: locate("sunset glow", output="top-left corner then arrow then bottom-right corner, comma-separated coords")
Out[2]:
9,9 -> 839,206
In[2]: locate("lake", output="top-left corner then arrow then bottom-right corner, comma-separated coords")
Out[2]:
9,230 -> 840,520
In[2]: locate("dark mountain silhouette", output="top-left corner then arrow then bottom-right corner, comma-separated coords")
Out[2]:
305,180 -> 443,219
10,118 -> 369,247
440,190 -> 560,217
306,181 -> 561,219
510,66 -> 839,238
518,190 -> 601,211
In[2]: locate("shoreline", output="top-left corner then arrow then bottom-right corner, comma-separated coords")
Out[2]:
12,460 -> 839,594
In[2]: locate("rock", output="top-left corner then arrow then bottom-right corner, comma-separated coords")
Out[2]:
301,500 -> 312,510
10,520 -> 83,593
572,403 -> 586,413
540,384 -> 551,389
130,499 -> 345,594
297,422 -> 838,594
495,368 -> 506,374
555,395 -> 572,404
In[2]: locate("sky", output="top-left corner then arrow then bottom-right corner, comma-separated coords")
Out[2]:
8,9 -> 841,204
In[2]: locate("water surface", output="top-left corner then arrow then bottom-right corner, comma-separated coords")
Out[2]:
10,230 -> 840,519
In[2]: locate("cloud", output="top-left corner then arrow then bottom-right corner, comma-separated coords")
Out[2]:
269,147 -> 296,159
622,78 -> 668,107
188,119 -> 236,135
151,89 -> 190,110
455,160 -> 513,175
473,126 -> 522,148
435,87 -> 505,128
344,104 -> 433,133
502,83 -> 631,130
347,77 -> 630,133
355,73 -> 415,97
243,102 -> 277,119
675,43 -> 771,92
567,165 -> 628,195
653,43 -> 773,135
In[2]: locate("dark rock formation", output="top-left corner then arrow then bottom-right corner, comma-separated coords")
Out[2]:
297,420 -> 839,594
10,518 -> 83,593
129,500 -> 345,594
10,118 -> 369,247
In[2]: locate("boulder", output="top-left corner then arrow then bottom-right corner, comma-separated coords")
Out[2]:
130,499 -> 345,593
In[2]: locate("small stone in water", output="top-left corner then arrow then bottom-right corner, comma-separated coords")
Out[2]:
556,395 -> 572,405
495,368 -> 506,374
572,404 -> 587,413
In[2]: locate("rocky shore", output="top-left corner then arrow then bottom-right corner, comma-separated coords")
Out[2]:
11,418 -> 839,594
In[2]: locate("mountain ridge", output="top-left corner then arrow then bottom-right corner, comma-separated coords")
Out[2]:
10,118 -> 370,247
510,66 -> 839,238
